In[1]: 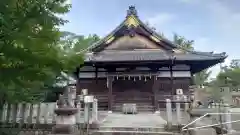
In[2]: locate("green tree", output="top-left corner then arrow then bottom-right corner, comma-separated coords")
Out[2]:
207,60 -> 240,103
193,69 -> 212,86
43,32 -> 100,102
214,60 -> 240,87
172,34 -> 211,86
173,33 -> 194,51
0,0 -> 82,104
59,31 -> 100,53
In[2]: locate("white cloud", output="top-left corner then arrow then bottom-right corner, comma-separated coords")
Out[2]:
193,37 -> 210,50
147,13 -> 175,28
193,37 -> 231,78
179,0 -> 240,38
177,0 -> 239,78
206,0 -> 240,38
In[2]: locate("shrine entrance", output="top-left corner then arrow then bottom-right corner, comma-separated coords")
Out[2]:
112,77 -> 154,112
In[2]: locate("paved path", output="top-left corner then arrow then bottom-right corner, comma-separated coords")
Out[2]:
100,113 -> 167,128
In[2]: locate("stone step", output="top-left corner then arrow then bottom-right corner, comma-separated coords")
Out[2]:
113,106 -> 154,112
92,130 -> 176,135
114,102 -> 153,105
114,98 -> 152,101
99,126 -> 166,131
113,105 -> 154,108
114,103 -> 153,105
93,126 -> 175,135
114,101 -> 152,104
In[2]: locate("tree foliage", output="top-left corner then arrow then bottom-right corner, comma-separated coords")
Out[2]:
206,60 -> 240,102
214,60 -> 240,87
173,33 -> 194,51
59,31 -> 100,53
172,34 -> 211,86
43,32 -> 100,102
193,69 -> 212,86
0,0 -> 84,104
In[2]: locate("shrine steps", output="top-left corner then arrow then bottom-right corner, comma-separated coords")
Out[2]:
92,131 -> 176,135
92,126 -> 182,135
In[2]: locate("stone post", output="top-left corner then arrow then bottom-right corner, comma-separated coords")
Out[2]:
176,95 -> 181,125
184,95 -> 189,111
166,99 -> 172,128
224,105 -> 235,133
76,95 -> 82,124
67,85 -> 77,107
92,99 -> 98,122
84,95 -> 94,124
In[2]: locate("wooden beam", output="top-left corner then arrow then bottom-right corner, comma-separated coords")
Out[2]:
152,75 -> 158,112
107,76 -> 113,111
75,67 -> 81,95
79,68 -> 190,73
190,72 -> 194,85
170,65 -> 174,95
95,66 -> 98,84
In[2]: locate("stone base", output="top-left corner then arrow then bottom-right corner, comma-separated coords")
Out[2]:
49,134 -> 78,135
154,111 -> 160,114
52,124 -> 76,134
228,129 -> 236,133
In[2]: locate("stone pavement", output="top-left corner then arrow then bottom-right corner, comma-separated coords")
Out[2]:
99,113 -> 167,128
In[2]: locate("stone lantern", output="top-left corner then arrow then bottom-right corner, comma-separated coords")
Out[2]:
50,84 -> 78,135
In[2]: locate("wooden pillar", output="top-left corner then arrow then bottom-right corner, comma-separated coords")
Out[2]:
107,76 -> 113,112
152,75 -> 158,112
95,66 -> 98,84
170,54 -> 175,95
76,79 -> 81,95
75,67 -> 81,95
190,72 -> 194,85
170,65 -> 174,95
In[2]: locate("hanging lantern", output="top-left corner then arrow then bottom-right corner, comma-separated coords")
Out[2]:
123,76 -> 125,80
139,76 -> 141,80
134,77 -> 136,81
144,76 -> 147,82
116,76 -> 119,80
128,76 -> 130,80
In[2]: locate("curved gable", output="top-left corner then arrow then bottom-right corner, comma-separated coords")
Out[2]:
105,34 -> 164,51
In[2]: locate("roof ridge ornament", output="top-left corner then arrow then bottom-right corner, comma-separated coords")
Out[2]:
127,5 -> 138,17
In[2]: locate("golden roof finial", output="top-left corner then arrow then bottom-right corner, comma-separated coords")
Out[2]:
124,5 -> 139,27
127,5 -> 138,17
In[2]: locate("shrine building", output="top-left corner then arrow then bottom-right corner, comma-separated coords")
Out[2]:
75,6 -> 227,112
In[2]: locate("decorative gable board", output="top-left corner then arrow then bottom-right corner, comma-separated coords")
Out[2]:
104,34 -> 164,51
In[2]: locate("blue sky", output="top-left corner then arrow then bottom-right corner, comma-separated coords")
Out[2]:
61,0 -> 240,78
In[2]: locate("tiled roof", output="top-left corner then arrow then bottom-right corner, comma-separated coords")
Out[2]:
82,6 -> 177,53
84,50 -> 227,63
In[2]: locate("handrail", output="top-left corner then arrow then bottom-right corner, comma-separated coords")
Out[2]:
182,120 -> 240,131
182,112 -> 240,131
182,113 -> 209,130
